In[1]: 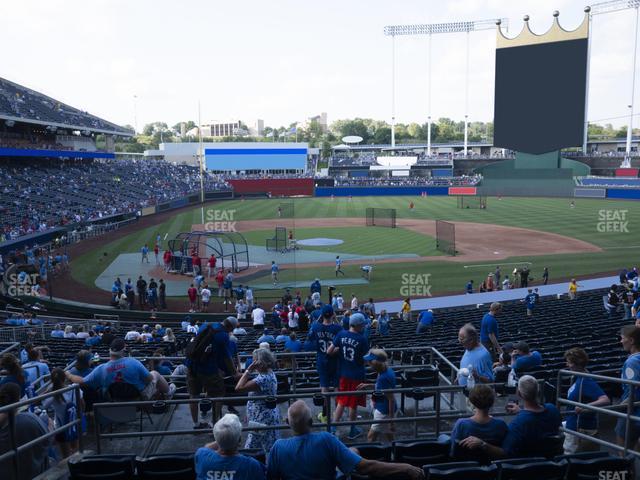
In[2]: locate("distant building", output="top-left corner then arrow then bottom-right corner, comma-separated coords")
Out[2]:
301,112 -> 328,132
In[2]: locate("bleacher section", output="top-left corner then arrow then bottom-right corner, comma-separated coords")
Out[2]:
0,77 -> 132,135
0,160 -> 231,240
577,176 -> 640,188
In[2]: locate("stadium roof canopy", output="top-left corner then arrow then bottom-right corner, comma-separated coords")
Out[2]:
332,142 -> 493,151
0,77 -> 134,137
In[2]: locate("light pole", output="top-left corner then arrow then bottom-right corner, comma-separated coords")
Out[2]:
586,0 -> 640,158
383,18 -> 506,155
133,95 -> 138,133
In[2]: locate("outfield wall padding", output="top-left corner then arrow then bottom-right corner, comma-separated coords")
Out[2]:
228,178 -> 314,196
315,186 -> 449,197
574,188 -> 606,198
606,188 -> 640,200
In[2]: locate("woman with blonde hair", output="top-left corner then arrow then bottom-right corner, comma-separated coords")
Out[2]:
162,328 -> 175,343
63,325 -> 76,339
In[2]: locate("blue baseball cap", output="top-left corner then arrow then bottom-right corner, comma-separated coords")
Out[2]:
349,312 -> 367,327
363,349 -> 388,362
321,304 -> 334,317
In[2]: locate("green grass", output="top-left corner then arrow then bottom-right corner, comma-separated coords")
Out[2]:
71,196 -> 640,299
240,226 -> 440,256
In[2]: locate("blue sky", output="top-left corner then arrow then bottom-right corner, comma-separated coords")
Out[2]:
2,0 -> 638,130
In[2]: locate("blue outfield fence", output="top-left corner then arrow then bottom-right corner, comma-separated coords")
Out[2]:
606,188 -> 640,200
315,186 -> 449,196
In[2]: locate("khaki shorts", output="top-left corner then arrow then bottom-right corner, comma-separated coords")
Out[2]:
370,409 -> 393,433
187,371 -> 226,398
140,377 -> 158,400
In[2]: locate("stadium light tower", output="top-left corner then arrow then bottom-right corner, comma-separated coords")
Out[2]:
586,0 -> 640,159
384,18 -> 507,155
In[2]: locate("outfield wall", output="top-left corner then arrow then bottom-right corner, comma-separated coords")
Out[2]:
229,178 -> 314,196
315,186 -> 449,196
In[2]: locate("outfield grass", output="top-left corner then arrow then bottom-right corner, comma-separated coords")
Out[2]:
71,196 -> 640,299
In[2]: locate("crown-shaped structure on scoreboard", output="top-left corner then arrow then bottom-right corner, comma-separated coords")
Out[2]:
496,8 -> 590,48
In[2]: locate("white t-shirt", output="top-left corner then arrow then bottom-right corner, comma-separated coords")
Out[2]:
76,332 -> 90,339
125,330 -> 141,341
201,288 -> 212,303
288,310 -> 299,329
351,297 -> 358,309
140,332 -> 153,343
252,307 -> 265,326
336,297 -> 344,309
187,324 -> 199,334
245,289 -> 253,301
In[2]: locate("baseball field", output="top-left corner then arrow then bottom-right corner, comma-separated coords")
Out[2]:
70,195 -> 639,302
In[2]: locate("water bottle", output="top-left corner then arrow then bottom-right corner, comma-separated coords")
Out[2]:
93,352 -> 100,363
466,364 -> 476,390
507,368 -> 517,387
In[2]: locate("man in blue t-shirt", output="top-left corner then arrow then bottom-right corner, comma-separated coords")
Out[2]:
416,309 -> 434,334
511,341 -> 542,373
328,313 -> 369,440
185,317 -> 239,429
284,333 -> 302,353
617,325 -> 640,448
195,414 -> 265,480
67,338 -> 151,395
480,302 -> 502,362
359,349 -> 397,442
523,289 -> 538,316
501,375 -> 562,457
267,400 -> 423,480
458,324 -> 494,387
465,280 -> 473,294
307,305 -> 342,423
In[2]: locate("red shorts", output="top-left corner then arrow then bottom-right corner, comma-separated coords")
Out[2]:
336,378 -> 366,408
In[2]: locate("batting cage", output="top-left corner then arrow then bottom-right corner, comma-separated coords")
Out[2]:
266,226 -> 287,252
435,220 -> 456,256
168,231 -> 250,273
457,196 -> 487,209
365,207 -> 397,228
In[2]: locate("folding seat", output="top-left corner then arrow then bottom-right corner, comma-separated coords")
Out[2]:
566,455 -> 634,480
68,455 -> 135,480
424,462 -> 497,480
553,451 -> 609,462
136,453 -> 195,480
348,442 -> 393,462
393,440 -> 450,466
400,365 -> 440,413
496,459 -> 567,480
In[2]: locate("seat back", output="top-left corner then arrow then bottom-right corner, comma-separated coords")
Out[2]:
136,454 -> 195,480
68,456 -> 135,480
351,444 -> 392,462
393,440 -> 450,466
567,456 -> 634,480
426,463 -> 497,480
498,459 -> 568,480
107,382 -> 141,401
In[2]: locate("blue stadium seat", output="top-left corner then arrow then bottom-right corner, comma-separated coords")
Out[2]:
424,462 -> 497,480
566,455 -> 634,480
136,454 -> 195,480
496,459 -> 568,480
68,455 -> 136,480
393,440 -> 450,466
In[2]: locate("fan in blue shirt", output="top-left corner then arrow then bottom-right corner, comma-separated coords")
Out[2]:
307,310 -> 342,390
330,318 -> 369,382
511,342 -> 542,373
195,414 -> 265,480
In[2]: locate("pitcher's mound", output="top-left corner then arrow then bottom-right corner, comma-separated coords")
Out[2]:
297,238 -> 344,246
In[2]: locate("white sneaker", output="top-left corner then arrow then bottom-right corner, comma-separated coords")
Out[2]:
167,383 -> 177,399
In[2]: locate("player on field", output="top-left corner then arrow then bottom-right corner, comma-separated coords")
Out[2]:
271,261 -> 279,285
335,256 -> 345,277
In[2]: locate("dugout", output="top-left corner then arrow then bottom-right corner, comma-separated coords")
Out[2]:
168,231 -> 249,273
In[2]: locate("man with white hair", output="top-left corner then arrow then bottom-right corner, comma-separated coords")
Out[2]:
457,324 -> 494,387
267,400 -> 424,480
195,413 -> 265,480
